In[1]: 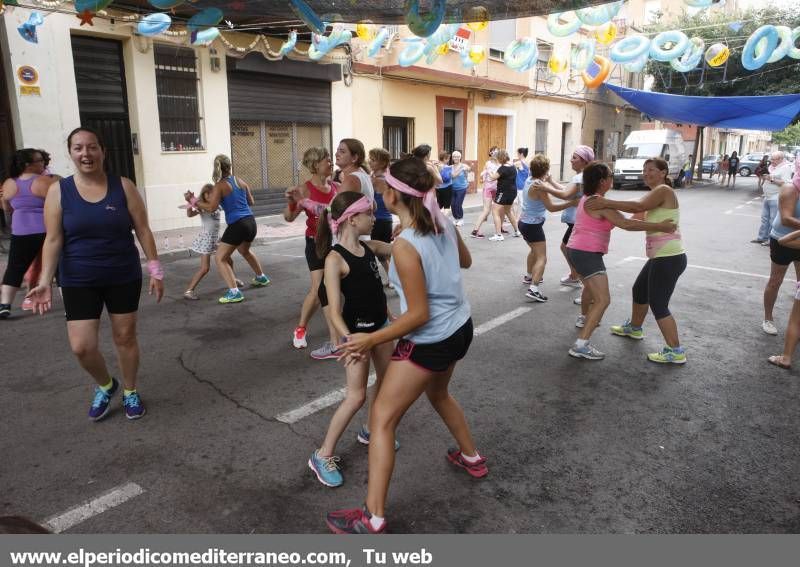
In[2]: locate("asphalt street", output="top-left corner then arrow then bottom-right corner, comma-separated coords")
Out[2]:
1,175 -> 798,533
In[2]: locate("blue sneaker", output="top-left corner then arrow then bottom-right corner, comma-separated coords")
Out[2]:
88,378 -> 119,421
308,450 -> 343,487
357,426 -> 400,451
123,391 -> 146,420
218,289 -> 244,304
252,274 -> 271,287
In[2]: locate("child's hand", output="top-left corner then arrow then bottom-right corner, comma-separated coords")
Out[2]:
184,191 -> 195,202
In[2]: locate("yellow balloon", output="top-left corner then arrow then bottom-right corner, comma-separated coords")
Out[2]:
464,5 -> 489,23
467,21 -> 489,32
435,43 -> 449,55
356,22 -> 374,41
704,43 -> 729,67
594,22 -> 617,45
548,52 -> 568,73
468,45 -> 486,64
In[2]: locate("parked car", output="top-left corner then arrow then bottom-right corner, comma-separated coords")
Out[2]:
701,154 -> 719,174
735,153 -> 767,177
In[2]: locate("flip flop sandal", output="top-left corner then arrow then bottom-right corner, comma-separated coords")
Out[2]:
767,355 -> 791,370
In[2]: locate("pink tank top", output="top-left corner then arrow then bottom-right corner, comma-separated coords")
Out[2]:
567,196 -> 615,254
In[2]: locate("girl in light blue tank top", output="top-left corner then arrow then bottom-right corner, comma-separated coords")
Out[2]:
328,157 -> 486,535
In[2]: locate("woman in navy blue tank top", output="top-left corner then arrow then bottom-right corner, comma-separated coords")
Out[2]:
26,127 -> 163,421
194,154 -> 270,304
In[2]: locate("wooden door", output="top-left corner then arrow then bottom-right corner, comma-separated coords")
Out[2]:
477,114 -> 507,163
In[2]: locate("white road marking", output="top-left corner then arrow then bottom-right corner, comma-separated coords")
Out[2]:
276,307 -> 533,423
277,373 -> 377,424
473,306 -> 532,335
726,213 -> 761,219
735,205 -> 745,209
724,210 -> 733,214
43,482 -> 145,533
621,256 -> 794,281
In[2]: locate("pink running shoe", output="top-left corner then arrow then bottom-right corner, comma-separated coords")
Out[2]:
446,447 -> 488,478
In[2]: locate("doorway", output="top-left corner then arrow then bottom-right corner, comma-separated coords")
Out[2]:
71,36 -> 136,181
560,122 -> 572,180
477,114 -> 507,163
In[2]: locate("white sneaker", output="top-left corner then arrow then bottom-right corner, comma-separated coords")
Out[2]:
575,314 -> 587,328
560,274 -> 582,288
454,219 -> 464,226
513,231 -> 522,238
573,296 -> 582,305
488,234 -> 504,242
762,320 -> 778,335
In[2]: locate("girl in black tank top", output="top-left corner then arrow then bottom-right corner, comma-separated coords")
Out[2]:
307,192 -> 395,489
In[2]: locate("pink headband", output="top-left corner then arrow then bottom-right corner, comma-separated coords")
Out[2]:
385,169 -> 447,235
329,195 -> 372,233
574,145 -> 595,163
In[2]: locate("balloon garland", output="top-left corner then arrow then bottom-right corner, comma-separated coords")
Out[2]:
503,38 -> 538,72
610,35 -> 650,63
570,39 -> 596,71
789,27 -> 800,60
404,0 -> 446,38
704,43 -> 729,67
595,22 -> 617,46
741,25 -> 779,70
278,30 -> 298,57
669,36 -> 704,72
757,25 -> 792,64
547,12 -> 581,37
137,12 -> 171,37
575,0 -> 622,26
308,25 -> 352,61
581,55 -> 611,88
368,27 -> 390,58
649,30 -> 689,62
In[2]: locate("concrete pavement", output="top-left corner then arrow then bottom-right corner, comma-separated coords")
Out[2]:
1,175 -> 798,533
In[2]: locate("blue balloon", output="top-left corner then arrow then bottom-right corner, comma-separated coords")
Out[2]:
147,0 -> 185,9
367,27 -> 389,58
187,7 -> 223,33
289,0 -> 325,34
610,35 -> 650,63
191,27 -> 219,45
741,25 -> 779,70
405,0 -> 446,38
650,30 -> 689,62
137,13 -> 171,37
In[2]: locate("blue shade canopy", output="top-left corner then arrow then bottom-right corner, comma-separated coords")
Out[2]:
605,84 -> 800,131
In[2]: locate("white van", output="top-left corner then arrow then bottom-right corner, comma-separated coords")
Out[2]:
613,129 -> 686,189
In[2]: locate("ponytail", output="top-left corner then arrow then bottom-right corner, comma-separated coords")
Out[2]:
212,154 -> 232,183
8,149 -> 39,179
316,208 -> 333,260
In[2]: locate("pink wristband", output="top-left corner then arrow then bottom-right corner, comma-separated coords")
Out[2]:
147,260 -> 164,281
189,196 -> 198,207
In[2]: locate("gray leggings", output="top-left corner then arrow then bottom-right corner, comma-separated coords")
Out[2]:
632,254 -> 687,320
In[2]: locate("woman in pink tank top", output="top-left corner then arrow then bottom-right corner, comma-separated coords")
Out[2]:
565,162 -> 676,361
284,147 -> 339,355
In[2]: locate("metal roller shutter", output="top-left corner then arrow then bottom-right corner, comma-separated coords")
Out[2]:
227,72 -> 331,124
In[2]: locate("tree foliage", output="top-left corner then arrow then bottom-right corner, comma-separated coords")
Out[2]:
772,123 -> 800,147
643,6 -> 800,98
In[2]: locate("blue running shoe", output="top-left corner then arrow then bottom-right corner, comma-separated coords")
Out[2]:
357,427 -> 400,451
123,391 -> 146,420
252,274 -> 271,287
308,450 -> 343,487
218,289 -> 244,304
88,378 -> 119,421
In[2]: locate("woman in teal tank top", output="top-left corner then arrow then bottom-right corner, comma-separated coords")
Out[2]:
585,157 -> 687,364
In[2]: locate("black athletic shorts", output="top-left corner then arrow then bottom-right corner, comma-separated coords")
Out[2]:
518,221 -> 545,243
561,223 -> 574,245
2,232 -> 45,287
769,238 -> 800,266
391,318 -> 473,373
436,186 -> 453,209
220,215 -> 257,246
493,189 -> 517,206
305,236 -> 324,271
61,279 -> 142,321
566,248 -> 606,280
371,219 -> 393,243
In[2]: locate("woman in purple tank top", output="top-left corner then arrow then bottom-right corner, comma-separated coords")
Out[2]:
0,148 -> 56,318
26,127 -> 163,422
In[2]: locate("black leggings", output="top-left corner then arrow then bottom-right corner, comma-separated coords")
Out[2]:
632,253 -> 687,320
2,233 -> 45,287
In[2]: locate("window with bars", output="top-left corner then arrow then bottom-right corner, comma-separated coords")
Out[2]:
154,44 -> 204,151
535,119 -> 548,156
383,116 -> 414,160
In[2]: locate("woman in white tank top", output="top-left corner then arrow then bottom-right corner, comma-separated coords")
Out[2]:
335,138 -> 374,200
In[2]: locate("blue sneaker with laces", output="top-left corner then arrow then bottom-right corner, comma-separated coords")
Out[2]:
308,450 -> 343,487
123,391 -> 146,420
252,274 -> 271,287
218,289 -> 244,304
357,426 -> 400,451
88,378 -> 119,421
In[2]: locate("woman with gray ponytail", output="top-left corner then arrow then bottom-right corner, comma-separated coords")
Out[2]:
193,154 -> 270,304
